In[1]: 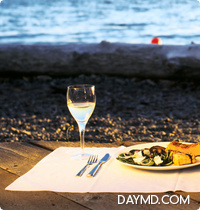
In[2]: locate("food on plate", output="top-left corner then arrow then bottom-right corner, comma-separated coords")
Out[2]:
171,151 -> 196,166
166,141 -> 200,157
117,145 -> 173,167
117,141 -> 200,167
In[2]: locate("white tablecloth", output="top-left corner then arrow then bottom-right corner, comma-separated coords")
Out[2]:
5,147 -> 200,193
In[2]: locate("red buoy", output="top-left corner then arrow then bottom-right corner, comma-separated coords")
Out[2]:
151,37 -> 162,45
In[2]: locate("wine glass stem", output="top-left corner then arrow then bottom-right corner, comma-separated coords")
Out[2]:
78,122 -> 86,156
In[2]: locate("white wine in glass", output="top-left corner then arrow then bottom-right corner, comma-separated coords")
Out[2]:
67,84 -> 96,159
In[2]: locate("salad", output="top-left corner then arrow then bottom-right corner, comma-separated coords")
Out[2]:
117,145 -> 173,166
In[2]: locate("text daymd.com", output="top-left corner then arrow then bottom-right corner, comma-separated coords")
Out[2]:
118,194 -> 190,205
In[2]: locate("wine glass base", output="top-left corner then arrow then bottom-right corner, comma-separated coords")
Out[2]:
70,153 -> 92,160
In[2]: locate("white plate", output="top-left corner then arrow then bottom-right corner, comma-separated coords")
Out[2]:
115,142 -> 200,171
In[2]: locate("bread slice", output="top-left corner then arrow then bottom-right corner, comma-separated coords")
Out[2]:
171,151 -> 196,166
166,141 -> 200,157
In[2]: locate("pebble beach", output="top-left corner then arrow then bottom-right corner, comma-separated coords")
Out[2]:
1,74 -> 200,144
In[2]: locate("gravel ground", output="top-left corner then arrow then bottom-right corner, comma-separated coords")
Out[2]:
1,74 -> 200,143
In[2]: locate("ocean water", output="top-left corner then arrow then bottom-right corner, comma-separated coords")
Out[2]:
0,0 -> 200,45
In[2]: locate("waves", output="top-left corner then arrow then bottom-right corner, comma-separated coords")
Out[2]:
0,0 -> 200,45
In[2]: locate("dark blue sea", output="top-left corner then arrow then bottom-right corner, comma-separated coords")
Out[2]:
0,0 -> 200,45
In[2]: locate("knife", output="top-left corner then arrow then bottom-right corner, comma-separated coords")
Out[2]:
87,153 -> 110,177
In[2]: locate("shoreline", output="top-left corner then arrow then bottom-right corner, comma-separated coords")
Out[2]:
0,42 -> 200,80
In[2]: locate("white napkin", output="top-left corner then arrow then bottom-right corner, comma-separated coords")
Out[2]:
5,147 -> 200,193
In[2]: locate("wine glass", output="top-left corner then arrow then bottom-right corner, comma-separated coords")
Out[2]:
67,84 -> 96,159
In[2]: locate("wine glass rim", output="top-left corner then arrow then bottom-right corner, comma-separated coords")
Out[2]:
68,84 -> 95,89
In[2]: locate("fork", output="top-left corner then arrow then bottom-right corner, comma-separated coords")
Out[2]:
76,155 -> 98,177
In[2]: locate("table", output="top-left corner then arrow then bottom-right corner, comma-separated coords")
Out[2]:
0,141 -> 199,210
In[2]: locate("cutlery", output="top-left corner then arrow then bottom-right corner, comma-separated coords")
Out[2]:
87,153 -> 110,177
76,155 -> 98,177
